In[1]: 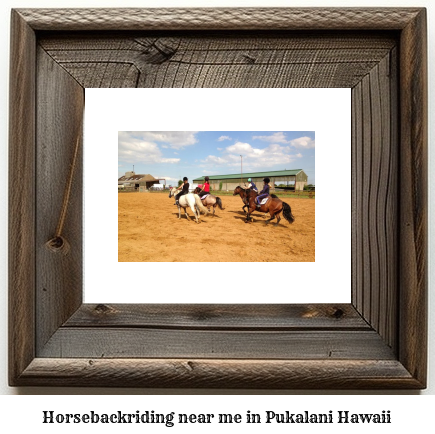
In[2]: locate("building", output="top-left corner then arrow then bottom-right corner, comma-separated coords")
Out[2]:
193,169 -> 308,192
118,171 -> 166,191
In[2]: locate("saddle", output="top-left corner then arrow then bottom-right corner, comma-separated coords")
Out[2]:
256,197 -> 270,207
200,194 -> 210,200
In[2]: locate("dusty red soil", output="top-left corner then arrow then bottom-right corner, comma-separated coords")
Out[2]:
118,192 -> 315,262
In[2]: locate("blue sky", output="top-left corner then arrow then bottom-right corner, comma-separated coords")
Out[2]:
118,131 -> 315,185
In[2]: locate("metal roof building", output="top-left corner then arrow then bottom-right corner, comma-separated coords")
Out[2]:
118,172 -> 166,191
193,169 -> 308,192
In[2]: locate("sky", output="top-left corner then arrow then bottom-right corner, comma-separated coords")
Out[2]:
118,131 -> 315,186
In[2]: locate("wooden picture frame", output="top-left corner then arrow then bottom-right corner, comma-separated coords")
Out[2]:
9,8 -> 427,389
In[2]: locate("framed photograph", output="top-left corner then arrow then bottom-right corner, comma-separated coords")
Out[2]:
87,88 -> 348,304
9,8 -> 427,388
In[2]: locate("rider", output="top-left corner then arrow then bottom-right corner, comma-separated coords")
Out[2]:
246,178 -> 258,192
174,177 -> 190,205
256,177 -> 270,207
197,176 -> 210,198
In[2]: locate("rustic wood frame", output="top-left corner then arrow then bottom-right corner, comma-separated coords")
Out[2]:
9,8 -> 427,389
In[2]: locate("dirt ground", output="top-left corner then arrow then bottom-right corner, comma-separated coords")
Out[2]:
118,192 -> 315,262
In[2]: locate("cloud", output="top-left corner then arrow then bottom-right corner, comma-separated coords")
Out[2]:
202,155 -> 229,165
119,131 -> 198,150
289,136 -> 315,149
252,132 -> 288,144
253,133 -> 315,150
217,135 -> 232,141
118,132 -> 180,164
201,141 -> 298,169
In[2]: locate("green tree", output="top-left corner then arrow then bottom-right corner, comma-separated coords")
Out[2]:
178,179 -> 183,187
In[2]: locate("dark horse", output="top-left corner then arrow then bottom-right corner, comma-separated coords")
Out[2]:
233,186 -> 278,216
244,188 -> 295,226
193,187 -> 224,216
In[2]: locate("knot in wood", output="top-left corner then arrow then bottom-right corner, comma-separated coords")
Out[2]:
94,304 -> 116,315
45,236 -> 70,255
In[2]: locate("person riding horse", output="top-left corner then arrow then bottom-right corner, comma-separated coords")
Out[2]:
256,177 -> 271,207
197,176 -> 210,198
246,178 -> 258,192
193,182 -> 224,216
174,177 -> 189,205
243,178 -> 295,226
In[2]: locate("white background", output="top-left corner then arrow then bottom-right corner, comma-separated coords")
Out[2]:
85,88 -> 351,304
0,0 -> 434,420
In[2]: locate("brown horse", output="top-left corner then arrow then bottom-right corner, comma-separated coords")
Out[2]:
232,186 -> 251,214
233,186 -> 279,216
193,187 -> 224,216
245,188 -> 295,226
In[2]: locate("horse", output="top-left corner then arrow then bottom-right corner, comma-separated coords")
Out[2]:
233,186 -> 279,216
232,186 -> 251,214
193,187 -> 224,216
168,187 -> 209,223
244,188 -> 295,226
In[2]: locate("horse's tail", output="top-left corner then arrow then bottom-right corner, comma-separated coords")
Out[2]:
216,197 -> 224,210
282,201 -> 295,224
194,194 -> 209,215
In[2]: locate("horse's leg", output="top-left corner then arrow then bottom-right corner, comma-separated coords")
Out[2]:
178,205 -> 181,219
180,203 -> 188,220
265,215 -> 275,225
192,205 -> 199,223
245,205 -> 255,223
270,204 -> 283,226
264,206 -> 275,225
187,200 -> 198,223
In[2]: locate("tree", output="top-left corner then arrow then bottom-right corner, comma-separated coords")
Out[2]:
178,179 -> 183,187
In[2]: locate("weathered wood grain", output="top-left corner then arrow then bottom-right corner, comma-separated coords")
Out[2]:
39,328 -> 395,360
351,51 -> 398,352
35,47 -> 84,354
8,7 -> 427,389
386,47 -> 399,349
8,10 -> 36,387
65,304 -> 369,329
38,33 -> 396,88
351,80 -> 362,313
398,8 -> 428,386
16,8 -> 422,31
18,358 -> 420,389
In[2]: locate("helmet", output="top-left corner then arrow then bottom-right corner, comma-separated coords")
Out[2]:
183,177 -> 188,181
264,177 -> 270,183
248,178 -> 252,182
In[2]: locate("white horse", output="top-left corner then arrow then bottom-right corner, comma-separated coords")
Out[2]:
169,188 -> 209,223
